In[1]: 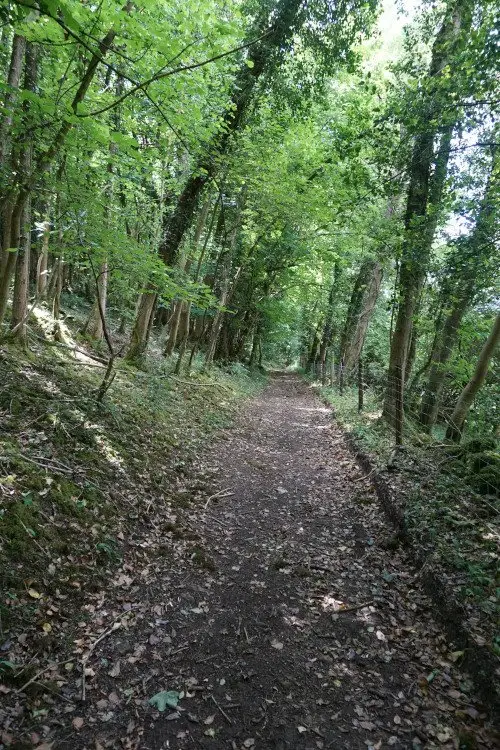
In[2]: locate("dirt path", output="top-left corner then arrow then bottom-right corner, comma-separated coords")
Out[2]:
17,375 -> 492,750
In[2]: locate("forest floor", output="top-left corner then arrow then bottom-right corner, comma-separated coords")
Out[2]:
1,372 -> 498,750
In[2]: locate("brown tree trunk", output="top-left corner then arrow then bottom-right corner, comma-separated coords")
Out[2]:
0,6 -> 131,325
52,258 -> 64,342
156,0 -> 303,268
383,0 -> 470,425
125,289 -> 157,363
306,319 -> 323,374
0,34 -> 26,178
249,325 -> 261,367
446,312 -> 500,442
341,260 -> 382,375
9,197 -> 31,346
419,145 -> 498,429
204,254 -> 231,368
0,40 -> 37,326
36,219 -> 50,298
164,300 -> 183,356
85,262 -> 108,339
419,297 -> 469,429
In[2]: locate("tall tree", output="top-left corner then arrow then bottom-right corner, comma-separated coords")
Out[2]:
419,145 -> 499,429
446,311 -> 500,441
382,0 -> 472,423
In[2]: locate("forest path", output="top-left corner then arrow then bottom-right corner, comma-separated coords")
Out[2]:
59,374 -> 488,750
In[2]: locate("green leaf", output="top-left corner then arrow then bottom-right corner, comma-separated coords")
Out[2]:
148,690 -> 180,712
245,59 -> 254,68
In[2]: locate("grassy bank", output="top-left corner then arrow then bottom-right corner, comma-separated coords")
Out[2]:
0,326 -> 265,642
319,382 -> 499,658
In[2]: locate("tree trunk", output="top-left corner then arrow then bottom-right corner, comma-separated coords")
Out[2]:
0,40 -> 37,326
306,326 -> 321,373
205,255 -> 231,368
36,219 -> 50,298
9,196 -> 31,346
383,0 -> 470,425
52,258 -> 64,342
419,145 -> 498,429
164,300 -> 183,356
446,312 -> 500,442
318,277 -> 337,384
249,325 -> 261,367
0,6 -> 132,325
341,260 -> 382,374
419,296 -> 469,429
85,262 -> 108,339
156,0 -> 303,268
125,290 -> 157,364
0,34 -> 26,178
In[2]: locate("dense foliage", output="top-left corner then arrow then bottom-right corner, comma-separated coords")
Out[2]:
0,0 -> 498,455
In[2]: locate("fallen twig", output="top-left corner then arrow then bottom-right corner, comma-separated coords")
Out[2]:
204,488 -> 233,509
81,614 -> 126,700
334,600 -> 375,614
210,693 -> 233,725
15,658 -> 73,695
308,564 -> 335,574
353,468 -> 376,482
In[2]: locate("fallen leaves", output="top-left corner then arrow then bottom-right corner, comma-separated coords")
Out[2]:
1,374 -> 495,750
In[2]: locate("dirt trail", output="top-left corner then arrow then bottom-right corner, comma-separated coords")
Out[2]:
46,376 -> 491,749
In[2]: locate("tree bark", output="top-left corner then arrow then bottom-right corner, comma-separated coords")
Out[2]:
126,290 -> 157,363
446,312 -> 500,442
0,40 -> 37,327
419,144 -> 498,429
382,0 -> 470,425
341,260 -> 382,375
36,219 -> 50,298
85,262 -> 108,339
9,196 -> 31,346
0,33 -> 26,178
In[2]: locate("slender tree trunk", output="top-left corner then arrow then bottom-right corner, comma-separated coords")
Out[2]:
318,277 -> 337,384
358,357 -> 364,412
205,255 -> 231,368
306,319 -> 323,373
249,325 -> 261,367
0,34 -> 26,179
36,219 -> 50,298
85,262 -> 108,339
9,197 -> 31,346
52,258 -> 64,342
126,290 -> 157,364
156,0 -> 303,268
0,5 -> 132,325
164,300 -> 183,356
419,297 -> 468,429
419,145 -> 498,429
0,40 -> 37,326
383,0 -> 470,425
446,312 -> 500,442
341,260 -> 382,374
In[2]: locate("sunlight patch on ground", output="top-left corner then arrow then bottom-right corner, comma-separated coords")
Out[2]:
294,405 -> 331,414
32,303 -> 104,369
87,424 -> 125,470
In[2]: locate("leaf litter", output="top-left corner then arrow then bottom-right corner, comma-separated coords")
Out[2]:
0,374 -> 498,748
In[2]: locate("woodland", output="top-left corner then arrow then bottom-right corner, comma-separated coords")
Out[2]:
0,0 -> 499,747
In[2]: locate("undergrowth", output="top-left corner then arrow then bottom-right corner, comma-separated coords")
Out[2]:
0,312 -> 265,636
319,382 -> 499,656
